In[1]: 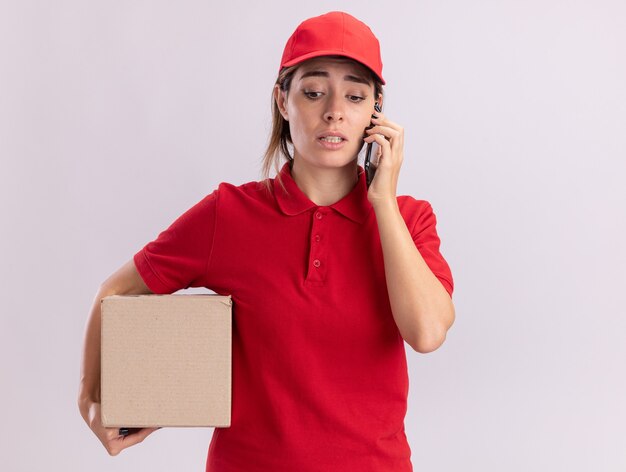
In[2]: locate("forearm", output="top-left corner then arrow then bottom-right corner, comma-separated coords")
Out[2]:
78,288 -> 107,420
373,199 -> 455,353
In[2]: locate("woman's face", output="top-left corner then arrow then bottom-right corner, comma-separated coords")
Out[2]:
275,57 -> 379,171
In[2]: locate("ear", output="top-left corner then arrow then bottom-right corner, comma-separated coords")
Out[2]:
375,92 -> 383,111
274,84 -> 289,121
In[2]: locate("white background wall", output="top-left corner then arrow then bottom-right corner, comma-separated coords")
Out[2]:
1,0 -> 624,470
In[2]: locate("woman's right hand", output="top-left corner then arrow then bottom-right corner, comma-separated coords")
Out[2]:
82,400 -> 160,456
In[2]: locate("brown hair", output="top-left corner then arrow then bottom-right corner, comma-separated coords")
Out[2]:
260,56 -> 384,194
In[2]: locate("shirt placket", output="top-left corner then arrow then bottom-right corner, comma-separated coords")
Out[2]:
305,208 -> 329,285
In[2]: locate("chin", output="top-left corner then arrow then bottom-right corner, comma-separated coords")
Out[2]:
308,155 -> 358,170
303,147 -> 361,168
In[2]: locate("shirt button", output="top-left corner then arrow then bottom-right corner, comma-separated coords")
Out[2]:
314,234 -> 321,242
313,259 -> 321,268
315,211 -> 323,219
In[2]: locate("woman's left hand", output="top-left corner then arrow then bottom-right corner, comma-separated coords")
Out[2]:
363,112 -> 404,207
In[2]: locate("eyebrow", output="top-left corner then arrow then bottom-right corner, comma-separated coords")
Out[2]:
298,70 -> 371,86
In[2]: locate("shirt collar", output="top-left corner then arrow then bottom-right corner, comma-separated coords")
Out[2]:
273,161 -> 372,224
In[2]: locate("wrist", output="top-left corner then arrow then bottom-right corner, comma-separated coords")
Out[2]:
371,197 -> 399,213
78,388 -> 100,413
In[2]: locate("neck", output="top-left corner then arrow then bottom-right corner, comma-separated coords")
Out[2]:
290,158 -> 359,206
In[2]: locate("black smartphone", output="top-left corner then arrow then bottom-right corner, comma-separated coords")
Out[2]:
119,427 -> 140,436
364,102 -> 382,187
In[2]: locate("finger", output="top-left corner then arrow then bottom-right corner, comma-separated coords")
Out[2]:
365,125 -> 400,141
99,427 -> 128,456
371,114 -> 403,132
121,427 -> 160,445
364,132 -> 392,146
103,426 -> 124,442
363,133 -> 392,158
109,427 -> 160,455
105,427 -> 160,455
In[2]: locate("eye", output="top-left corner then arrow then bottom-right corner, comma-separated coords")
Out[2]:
303,91 -> 323,99
347,95 -> 366,103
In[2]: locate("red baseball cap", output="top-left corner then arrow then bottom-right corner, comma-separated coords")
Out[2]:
279,11 -> 385,85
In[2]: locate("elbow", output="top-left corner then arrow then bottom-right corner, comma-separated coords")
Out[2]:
406,301 -> 456,353
408,315 -> 454,354
409,331 -> 447,354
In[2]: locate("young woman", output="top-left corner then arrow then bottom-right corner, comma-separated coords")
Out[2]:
78,11 -> 455,471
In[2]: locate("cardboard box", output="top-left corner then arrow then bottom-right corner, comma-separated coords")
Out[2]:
100,294 -> 232,428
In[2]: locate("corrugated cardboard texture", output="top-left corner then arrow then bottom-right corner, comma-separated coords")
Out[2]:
101,294 -> 232,428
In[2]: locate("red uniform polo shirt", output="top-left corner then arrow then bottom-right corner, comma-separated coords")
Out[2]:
133,162 -> 454,472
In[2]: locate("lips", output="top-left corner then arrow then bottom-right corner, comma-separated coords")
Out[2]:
317,131 -> 347,141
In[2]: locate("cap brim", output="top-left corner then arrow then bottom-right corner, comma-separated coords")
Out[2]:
281,50 -> 386,85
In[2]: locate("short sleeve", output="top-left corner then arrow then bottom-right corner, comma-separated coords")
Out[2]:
405,199 -> 454,299
133,190 -> 218,294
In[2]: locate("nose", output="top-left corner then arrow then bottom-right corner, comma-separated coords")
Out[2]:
323,94 -> 344,122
